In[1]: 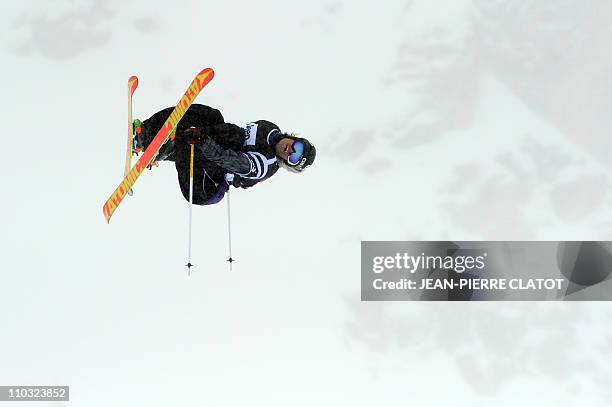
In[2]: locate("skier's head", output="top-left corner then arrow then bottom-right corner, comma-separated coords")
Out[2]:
275,135 -> 316,173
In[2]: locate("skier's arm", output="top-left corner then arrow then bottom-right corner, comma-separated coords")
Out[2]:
199,138 -> 270,180
208,123 -> 246,150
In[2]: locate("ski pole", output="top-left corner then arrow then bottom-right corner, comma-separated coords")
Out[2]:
226,188 -> 235,270
186,143 -> 195,274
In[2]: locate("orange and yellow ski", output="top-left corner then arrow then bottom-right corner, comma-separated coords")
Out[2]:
125,75 -> 139,195
103,68 -> 215,222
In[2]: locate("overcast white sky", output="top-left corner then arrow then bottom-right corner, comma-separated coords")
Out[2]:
1,1 -> 612,406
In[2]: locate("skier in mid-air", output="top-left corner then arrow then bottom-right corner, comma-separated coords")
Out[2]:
133,104 -> 316,205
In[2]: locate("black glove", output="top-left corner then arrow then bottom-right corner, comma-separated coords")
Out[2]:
177,126 -> 209,144
232,176 -> 258,189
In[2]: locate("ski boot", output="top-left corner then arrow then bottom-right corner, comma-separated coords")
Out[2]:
132,118 -> 177,162
132,119 -> 144,154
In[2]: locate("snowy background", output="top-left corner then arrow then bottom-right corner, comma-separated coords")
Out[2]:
1,0 -> 612,405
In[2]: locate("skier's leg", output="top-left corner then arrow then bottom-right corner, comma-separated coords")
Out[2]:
136,107 -> 174,151
173,142 -> 228,205
199,163 -> 230,205
175,146 -> 210,205
135,105 -> 225,158
201,180 -> 229,205
175,165 -> 227,205
176,165 -> 209,205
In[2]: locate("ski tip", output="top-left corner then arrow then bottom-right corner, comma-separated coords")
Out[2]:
103,204 -> 112,223
199,68 -> 215,80
128,76 -> 139,95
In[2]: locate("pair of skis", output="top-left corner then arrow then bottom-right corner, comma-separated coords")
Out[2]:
102,68 -> 215,223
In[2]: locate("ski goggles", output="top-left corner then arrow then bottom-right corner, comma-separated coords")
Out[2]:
288,141 -> 305,166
